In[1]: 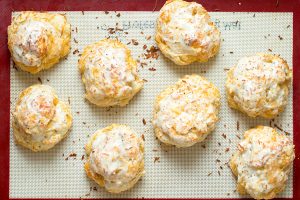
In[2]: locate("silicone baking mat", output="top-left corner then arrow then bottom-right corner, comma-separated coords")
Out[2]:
1,0 -> 300,200
8,11 -> 293,199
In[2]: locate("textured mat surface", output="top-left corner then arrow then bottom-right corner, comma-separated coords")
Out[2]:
10,11 -> 293,198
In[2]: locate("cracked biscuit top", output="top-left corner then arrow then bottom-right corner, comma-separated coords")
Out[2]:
155,0 -> 220,65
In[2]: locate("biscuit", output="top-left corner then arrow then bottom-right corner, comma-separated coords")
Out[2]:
153,74 -> 220,147
8,11 -> 71,74
84,124 -> 145,193
155,0 -> 221,65
13,84 -> 73,152
226,53 -> 292,119
78,39 -> 144,107
230,126 -> 294,199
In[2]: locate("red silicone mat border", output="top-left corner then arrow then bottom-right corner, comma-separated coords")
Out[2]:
0,0 -> 300,199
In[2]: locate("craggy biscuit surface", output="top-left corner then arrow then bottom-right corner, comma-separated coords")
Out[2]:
153,74 -> 220,147
155,0 -> 220,65
13,84 -> 73,151
8,11 -> 71,74
84,124 -> 145,193
230,126 -> 294,199
78,39 -> 144,107
226,53 -> 292,119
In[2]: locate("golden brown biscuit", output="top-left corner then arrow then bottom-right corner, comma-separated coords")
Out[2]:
155,0 -> 221,65
84,124 -> 145,193
230,126 -> 294,199
8,11 -> 71,74
13,84 -> 73,152
226,53 -> 292,119
78,39 -> 144,107
153,75 -> 220,147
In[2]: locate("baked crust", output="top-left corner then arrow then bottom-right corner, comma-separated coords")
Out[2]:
13,84 -> 73,152
8,11 -> 71,74
230,126 -> 294,199
78,39 -> 144,107
155,0 -> 220,65
226,53 -> 292,119
84,124 -> 145,193
153,74 -> 220,147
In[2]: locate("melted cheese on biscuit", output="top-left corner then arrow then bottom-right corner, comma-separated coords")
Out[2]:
87,124 -> 144,192
79,39 -> 143,107
8,11 -> 71,74
84,46 -> 135,100
12,21 -> 59,66
226,54 -> 292,118
13,85 -> 72,151
153,75 -> 220,147
156,0 -> 220,64
231,126 -> 294,199
15,85 -> 57,135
